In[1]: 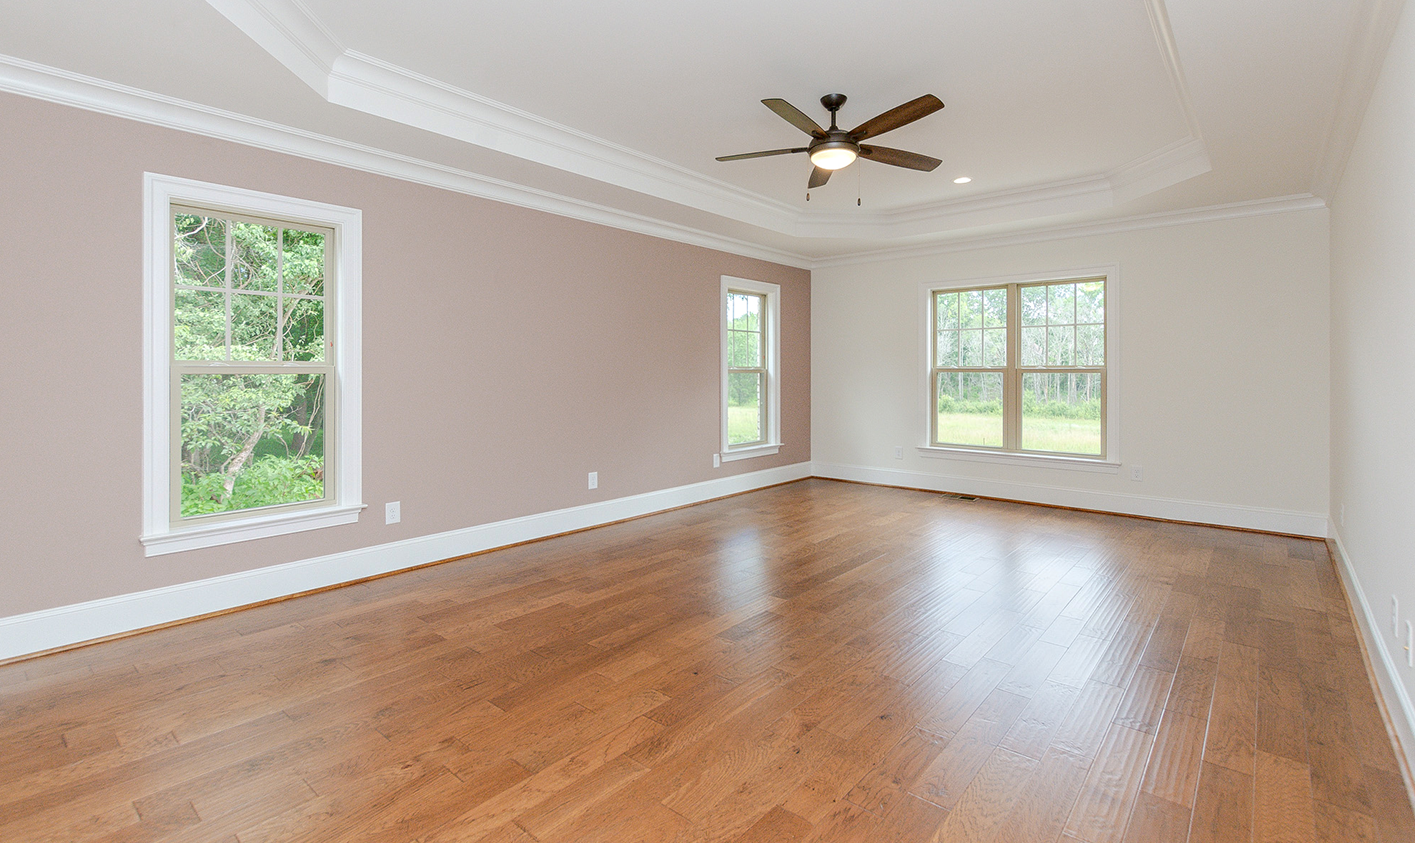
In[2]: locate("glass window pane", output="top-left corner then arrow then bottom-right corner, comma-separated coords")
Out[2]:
282,229 -> 326,296
936,292 -> 959,331
1021,326 -> 1046,367
1022,372 -> 1102,455
727,371 -> 763,446
283,297 -> 325,362
959,329 -> 983,366
174,289 -> 227,361
1076,280 -> 1104,324
1077,324 -> 1105,366
730,329 -> 760,368
984,327 -> 1007,368
230,293 -> 278,361
230,222 -> 280,292
1046,325 -> 1075,366
936,330 -> 959,367
936,372 -> 1004,448
984,288 -> 1007,327
1021,285 -> 1047,326
743,294 -> 761,332
1048,283 -> 1075,325
960,290 -> 983,329
174,214 -> 226,289
179,372 -> 326,517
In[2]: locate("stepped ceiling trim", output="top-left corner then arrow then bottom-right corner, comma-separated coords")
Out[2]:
0,53 -> 1323,270
203,0 -> 1211,241
0,54 -> 814,268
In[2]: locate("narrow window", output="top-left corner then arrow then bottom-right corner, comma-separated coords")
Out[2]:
726,290 -> 767,447
721,276 -> 781,461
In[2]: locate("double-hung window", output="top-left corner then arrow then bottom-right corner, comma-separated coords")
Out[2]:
927,274 -> 1112,461
143,174 -> 362,555
721,276 -> 780,461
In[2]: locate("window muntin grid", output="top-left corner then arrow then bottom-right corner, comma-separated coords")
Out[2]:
931,277 -> 1106,457
170,205 -> 336,522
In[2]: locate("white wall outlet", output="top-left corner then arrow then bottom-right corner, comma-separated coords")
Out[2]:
588,471 -> 598,490
1406,620 -> 1413,668
713,453 -> 720,468
385,501 -> 400,524
894,446 -> 904,460
1394,595 -> 1401,637
1130,466 -> 1143,482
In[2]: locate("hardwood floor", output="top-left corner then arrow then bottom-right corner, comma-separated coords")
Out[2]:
2,478 -> 1412,842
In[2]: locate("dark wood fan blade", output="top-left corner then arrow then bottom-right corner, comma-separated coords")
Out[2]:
715,147 -> 808,162
849,94 -> 944,141
763,99 -> 827,137
808,166 -> 832,188
858,145 -> 942,171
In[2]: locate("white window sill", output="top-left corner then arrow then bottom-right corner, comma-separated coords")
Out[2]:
721,443 -> 782,462
916,446 -> 1120,474
141,503 -> 365,556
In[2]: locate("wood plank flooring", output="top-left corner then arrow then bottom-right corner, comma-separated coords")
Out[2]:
2,479 -> 1412,842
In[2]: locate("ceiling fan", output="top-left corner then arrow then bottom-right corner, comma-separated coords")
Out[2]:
716,93 -> 944,189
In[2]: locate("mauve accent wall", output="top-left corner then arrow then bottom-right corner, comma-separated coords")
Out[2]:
0,93 -> 810,618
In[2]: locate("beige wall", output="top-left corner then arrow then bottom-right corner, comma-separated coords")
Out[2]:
0,93 -> 810,618
1331,0 -> 1415,743
811,210 -> 1331,526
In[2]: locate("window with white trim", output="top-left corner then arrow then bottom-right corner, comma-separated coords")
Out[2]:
143,174 -> 362,555
927,275 -> 1110,459
721,276 -> 780,461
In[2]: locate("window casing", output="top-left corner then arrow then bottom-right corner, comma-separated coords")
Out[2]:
924,271 -> 1116,466
143,174 -> 363,555
721,276 -> 780,461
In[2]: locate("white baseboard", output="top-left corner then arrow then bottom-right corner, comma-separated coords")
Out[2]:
1327,530 -> 1415,799
809,461 -> 1329,537
0,462 -> 812,662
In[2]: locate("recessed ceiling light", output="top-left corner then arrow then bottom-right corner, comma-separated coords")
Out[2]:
954,176 -> 972,184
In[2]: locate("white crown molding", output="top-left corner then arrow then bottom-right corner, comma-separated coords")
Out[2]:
1312,0 -> 1409,199
0,52 -> 1317,271
203,0 -> 1213,240
325,50 -> 800,233
1143,0 -> 1206,142
204,0 -> 342,96
795,137 -> 1212,240
1107,136 -> 1211,204
811,194 -> 1328,268
0,54 -> 814,268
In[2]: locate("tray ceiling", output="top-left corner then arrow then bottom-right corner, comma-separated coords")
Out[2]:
0,0 -> 1394,262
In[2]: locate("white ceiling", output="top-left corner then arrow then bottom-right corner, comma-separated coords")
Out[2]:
0,0 -> 1396,263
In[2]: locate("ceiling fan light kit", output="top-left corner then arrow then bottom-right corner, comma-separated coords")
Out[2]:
809,142 -> 858,170
717,93 -> 944,190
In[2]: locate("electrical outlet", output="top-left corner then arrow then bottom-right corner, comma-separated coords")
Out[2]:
1395,596 -> 1401,638
385,501 -> 401,524
588,471 -> 598,490
713,453 -> 720,468
894,446 -> 903,460
1130,466 -> 1143,482
1406,620 -> 1413,668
